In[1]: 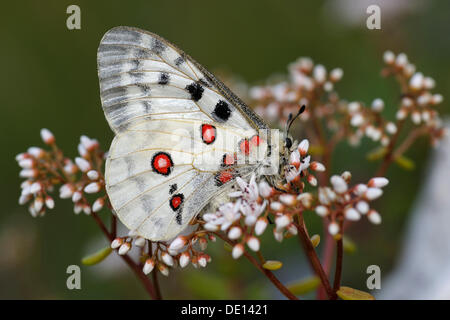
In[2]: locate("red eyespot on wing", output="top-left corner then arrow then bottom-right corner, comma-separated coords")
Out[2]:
215,171 -> 234,186
222,153 -> 236,166
239,139 -> 250,155
201,124 -> 216,144
250,135 -> 262,147
170,194 -> 184,211
152,152 -> 173,175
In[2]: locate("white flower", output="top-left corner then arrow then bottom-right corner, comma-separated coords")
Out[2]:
169,236 -> 187,251
246,237 -> 260,252
92,198 -> 104,212
40,128 -> 55,144
72,191 -> 82,203
228,226 -> 242,240
365,188 -> 383,200
87,170 -> 99,180
299,155 -> 311,172
383,50 -> 395,64
298,139 -> 309,156
179,252 -> 190,268
313,64 -> 327,83
75,157 -> 91,172
371,98 -> 384,112
330,68 -> 343,82
143,259 -> 155,274
368,177 -> 389,188
279,194 -> 296,205
255,218 -> 268,236
310,161 -> 325,172
118,242 -> 131,255
345,207 -> 361,221
45,196 -> 55,209
368,210 -> 382,224
232,244 -> 244,259
111,239 -> 122,250
59,183 -> 74,199
328,222 -> 339,235
258,180 -> 273,198
409,72 -> 424,90
84,182 -> 101,194
275,215 -> 291,230
356,201 -> 369,214
161,252 -> 174,266
330,175 -> 348,194
315,205 -> 329,217
351,113 -> 364,127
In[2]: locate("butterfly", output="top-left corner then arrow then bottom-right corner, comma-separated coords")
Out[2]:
97,26 -> 298,241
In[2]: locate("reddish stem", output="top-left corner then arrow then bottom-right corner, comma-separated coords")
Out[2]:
91,212 -> 159,299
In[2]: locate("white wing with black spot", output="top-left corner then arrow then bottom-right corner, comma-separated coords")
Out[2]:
98,27 -> 269,241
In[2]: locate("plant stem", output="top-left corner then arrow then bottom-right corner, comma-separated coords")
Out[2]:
213,232 -> 298,300
295,219 -> 336,300
376,119 -> 405,176
333,237 -> 343,292
90,212 -> 159,300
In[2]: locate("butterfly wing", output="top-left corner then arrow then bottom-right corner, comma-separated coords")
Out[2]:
98,26 -> 269,241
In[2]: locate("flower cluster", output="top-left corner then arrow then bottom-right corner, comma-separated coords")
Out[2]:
314,174 -> 388,236
250,57 -> 343,126
16,129 -> 107,217
249,52 -> 446,150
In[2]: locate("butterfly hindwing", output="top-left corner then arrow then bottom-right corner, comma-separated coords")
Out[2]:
98,26 -> 269,241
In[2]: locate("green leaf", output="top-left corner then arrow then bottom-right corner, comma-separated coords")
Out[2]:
366,147 -> 387,161
81,246 -> 112,266
310,234 -> 320,248
343,236 -> 357,254
337,286 -> 375,300
395,155 -> 415,170
287,276 -> 320,296
262,260 -> 283,271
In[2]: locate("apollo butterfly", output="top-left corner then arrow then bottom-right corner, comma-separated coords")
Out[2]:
97,27 -> 298,241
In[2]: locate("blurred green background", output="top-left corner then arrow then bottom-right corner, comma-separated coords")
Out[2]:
1,0 -> 449,299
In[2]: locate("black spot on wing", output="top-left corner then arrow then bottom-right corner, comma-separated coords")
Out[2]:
212,100 -> 232,122
169,184 -> 177,194
151,38 -> 166,55
158,72 -> 170,85
176,211 -> 182,225
185,82 -> 204,102
174,56 -> 184,66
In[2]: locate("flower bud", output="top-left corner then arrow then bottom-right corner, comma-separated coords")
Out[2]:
118,242 -> 131,255
344,207 -> 361,221
368,177 -> 389,188
328,222 -> 339,235
228,226 -> 242,240
179,252 -> 190,268
40,128 -> 55,144
330,175 -> 348,194
84,182 -> 101,194
368,210 -> 382,224
365,188 -> 383,200
298,139 -> 309,157
169,236 -> 187,251
161,252 -> 174,266
134,237 -> 146,247
255,217 -> 268,236
143,259 -> 155,274
315,205 -> 329,217
92,197 -> 105,212
87,170 -> 100,180
75,157 -> 91,172
232,243 -> 244,259
246,236 -> 260,252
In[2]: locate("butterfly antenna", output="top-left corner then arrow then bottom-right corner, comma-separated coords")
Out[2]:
286,105 -> 306,135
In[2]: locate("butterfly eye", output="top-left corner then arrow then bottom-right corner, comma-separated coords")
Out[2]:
285,137 -> 293,149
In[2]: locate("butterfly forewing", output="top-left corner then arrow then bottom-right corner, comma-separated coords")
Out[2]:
98,26 -> 269,241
